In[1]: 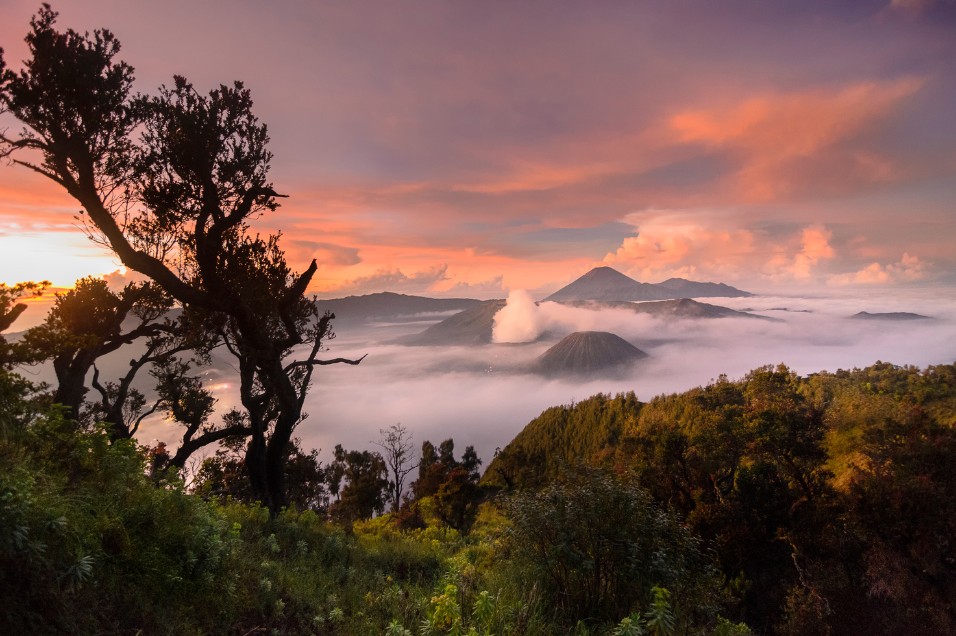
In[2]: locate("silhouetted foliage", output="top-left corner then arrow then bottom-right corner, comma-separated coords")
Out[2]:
327,444 -> 389,525
20,278 -> 175,427
0,281 -> 50,431
374,423 -> 419,513
0,281 -> 49,365
0,6 -> 364,514
410,438 -> 483,533
193,435 -> 328,512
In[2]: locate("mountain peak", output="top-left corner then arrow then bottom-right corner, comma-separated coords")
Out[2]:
544,267 -> 752,303
544,267 -> 672,303
582,266 -> 633,279
532,331 -> 648,377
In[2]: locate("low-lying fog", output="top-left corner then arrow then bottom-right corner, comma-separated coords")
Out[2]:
36,287 -> 956,467
157,288 -> 956,465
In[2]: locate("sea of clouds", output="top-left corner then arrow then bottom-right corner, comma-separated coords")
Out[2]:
23,286 -> 956,468
190,287 -> 956,465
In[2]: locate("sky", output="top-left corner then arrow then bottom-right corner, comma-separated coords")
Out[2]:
1,0 -> 955,299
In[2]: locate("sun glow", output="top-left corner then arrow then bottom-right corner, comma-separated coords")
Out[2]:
0,231 -> 119,288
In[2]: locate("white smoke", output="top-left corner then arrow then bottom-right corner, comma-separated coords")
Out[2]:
492,290 -> 548,343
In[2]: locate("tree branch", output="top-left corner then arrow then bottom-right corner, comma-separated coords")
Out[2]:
130,400 -> 159,437
167,423 -> 253,470
286,353 -> 367,372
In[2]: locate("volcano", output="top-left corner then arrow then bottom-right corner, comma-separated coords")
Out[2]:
543,267 -> 671,302
543,266 -> 751,303
532,331 -> 648,377
398,300 -> 507,345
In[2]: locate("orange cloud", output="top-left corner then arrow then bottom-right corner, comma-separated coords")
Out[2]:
791,225 -> 836,280
0,169 -> 80,226
829,252 -> 930,286
670,78 -> 923,202
761,225 -> 836,282
603,216 -> 854,287
603,215 -> 757,282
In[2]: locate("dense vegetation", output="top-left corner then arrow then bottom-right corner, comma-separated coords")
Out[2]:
2,358 -> 954,634
488,362 -> 956,634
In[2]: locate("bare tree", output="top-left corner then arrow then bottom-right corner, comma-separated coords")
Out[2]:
374,423 -> 419,513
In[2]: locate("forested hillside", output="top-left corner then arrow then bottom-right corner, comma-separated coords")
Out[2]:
487,362 -> 956,633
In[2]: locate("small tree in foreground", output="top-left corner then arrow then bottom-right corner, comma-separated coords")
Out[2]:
327,444 -> 389,525
374,423 -> 418,513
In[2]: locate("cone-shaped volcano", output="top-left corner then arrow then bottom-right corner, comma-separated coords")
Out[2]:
532,331 -> 647,377
543,266 -> 671,302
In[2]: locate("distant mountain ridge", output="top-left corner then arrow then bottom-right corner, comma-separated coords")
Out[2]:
544,267 -> 672,302
629,298 -> 773,320
850,311 -> 932,321
543,266 -> 751,302
558,297 -> 773,321
315,292 -> 482,323
655,277 -> 753,299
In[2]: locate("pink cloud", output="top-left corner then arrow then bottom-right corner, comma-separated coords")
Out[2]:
669,78 -> 924,202
602,214 -> 757,282
101,268 -> 152,292
319,264 -> 451,297
603,218 -> 850,287
285,240 -> 361,267
829,252 -> 930,286
788,226 -> 836,281
439,275 -> 506,298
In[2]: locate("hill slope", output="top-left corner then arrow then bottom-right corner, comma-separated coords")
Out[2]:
316,292 -> 481,323
629,298 -> 773,320
397,300 -> 507,345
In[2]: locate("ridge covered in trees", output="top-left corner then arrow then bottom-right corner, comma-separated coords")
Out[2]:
488,362 -> 956,633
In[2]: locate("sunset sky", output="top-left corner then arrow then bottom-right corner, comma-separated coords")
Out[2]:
1,0 -> 955,298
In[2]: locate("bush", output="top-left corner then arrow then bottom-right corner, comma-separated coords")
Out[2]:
500,466 -> 722,629
0,410 -> 238,634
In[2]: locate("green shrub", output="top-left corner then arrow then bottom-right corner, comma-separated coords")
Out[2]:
500,466 -> 722,629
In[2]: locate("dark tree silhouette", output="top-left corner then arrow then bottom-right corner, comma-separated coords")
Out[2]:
0,281 -> 50,430
193,435 -> 329,512
0,7 -> 363,514
374,423 -> 419,513
20,277 -> 174,427
327,444 -> 389,525
0,282 -> 48,336
410,438 -> 483,533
